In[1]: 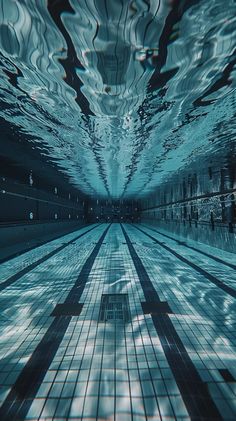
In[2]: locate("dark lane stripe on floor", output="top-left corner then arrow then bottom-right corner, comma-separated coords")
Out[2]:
0,224 -> 100,293
133,224 -> 236,299
0,224 -> 110,421
121,224 -> 222,421
141,223 -> 236,271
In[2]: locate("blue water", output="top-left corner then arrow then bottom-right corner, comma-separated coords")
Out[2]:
0,0 -> 236,199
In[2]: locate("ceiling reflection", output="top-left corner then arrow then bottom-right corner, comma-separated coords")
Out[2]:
0,0 -> 236,198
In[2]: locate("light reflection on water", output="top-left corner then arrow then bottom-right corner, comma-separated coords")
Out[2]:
0,0 -> 236,198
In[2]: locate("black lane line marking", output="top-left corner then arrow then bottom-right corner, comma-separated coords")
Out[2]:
141,301 -> 173,315
0,224 -> 111,421
133,225 -> 236,299
141,223 -> 236,271
50,303 -> 83,317
121,224 -> 222,421
218,369 -> 236,383
0,224 -> 101,292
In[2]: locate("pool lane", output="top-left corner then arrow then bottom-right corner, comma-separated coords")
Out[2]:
121,224 -> 222,421
0,224 -> 100,292
141,224 -> 236,271
0,223 -> 235,420
0,224 -> 111,421
133,224 -> 236,299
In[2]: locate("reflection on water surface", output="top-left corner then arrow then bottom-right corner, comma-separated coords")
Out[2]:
0,0 -> 236,198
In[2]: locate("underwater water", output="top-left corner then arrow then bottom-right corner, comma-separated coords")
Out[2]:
0,0 -> 236,199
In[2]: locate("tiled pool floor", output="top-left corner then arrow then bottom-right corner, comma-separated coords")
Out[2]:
0,223 -> 235,420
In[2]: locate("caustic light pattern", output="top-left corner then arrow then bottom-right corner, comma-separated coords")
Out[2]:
0,2 -> 236,420
0,0 -> 236,197
0,223 -> 236,421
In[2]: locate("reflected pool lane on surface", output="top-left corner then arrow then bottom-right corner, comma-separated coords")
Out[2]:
1,0 -> 236,198
0,223 -> 236,420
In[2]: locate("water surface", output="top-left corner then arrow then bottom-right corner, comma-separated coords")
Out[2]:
0,0 -> 235,198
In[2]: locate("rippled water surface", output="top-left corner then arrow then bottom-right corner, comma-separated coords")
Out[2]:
0,0 -> 236,198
